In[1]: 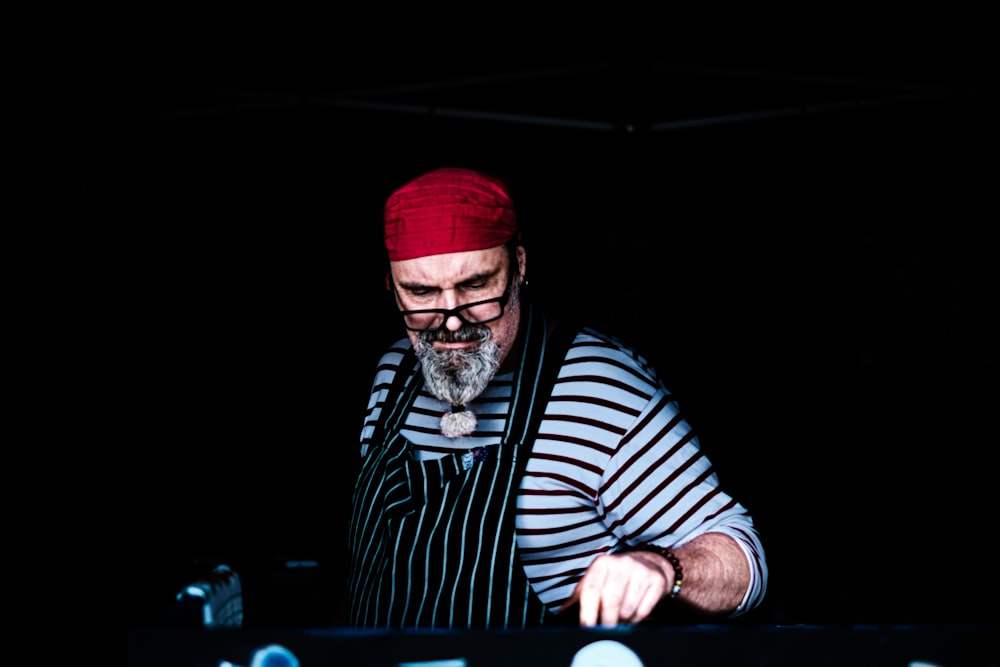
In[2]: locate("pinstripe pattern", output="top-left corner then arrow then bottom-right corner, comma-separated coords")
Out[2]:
347,303 -> 555,629
349,304 -> 767,627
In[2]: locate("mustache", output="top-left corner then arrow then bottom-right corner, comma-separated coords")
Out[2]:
420,326 -> 490,345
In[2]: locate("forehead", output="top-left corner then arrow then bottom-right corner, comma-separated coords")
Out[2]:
390,245 -> 508,284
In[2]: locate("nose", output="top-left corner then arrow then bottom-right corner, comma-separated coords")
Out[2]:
439,290 -> 465,332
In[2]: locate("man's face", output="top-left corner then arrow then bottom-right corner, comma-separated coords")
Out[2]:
390,244 -> 525,406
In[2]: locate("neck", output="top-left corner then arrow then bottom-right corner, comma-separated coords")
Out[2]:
497,292 -> 533,375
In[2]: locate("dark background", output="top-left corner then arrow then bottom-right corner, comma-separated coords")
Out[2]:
42,19 -> 997,629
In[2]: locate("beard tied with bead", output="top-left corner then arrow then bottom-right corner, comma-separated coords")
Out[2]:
414,326 -> 501,437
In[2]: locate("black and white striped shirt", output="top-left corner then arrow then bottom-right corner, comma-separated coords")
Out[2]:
355,326 -> 767,618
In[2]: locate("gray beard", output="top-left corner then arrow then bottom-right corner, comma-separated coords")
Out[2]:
414,327 -> 501,407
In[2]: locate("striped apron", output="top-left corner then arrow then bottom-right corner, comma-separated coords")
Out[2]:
347,300 -> 573,629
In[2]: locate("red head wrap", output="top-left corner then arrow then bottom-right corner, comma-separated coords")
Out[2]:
384,167 -> 518,261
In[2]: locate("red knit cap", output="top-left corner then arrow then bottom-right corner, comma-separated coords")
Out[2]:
384,167 -> 518,261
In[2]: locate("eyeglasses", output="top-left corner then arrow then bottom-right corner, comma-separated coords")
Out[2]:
390,266 -> 516,333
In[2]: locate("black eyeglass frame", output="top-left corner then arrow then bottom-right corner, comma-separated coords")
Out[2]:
388,245 -> 519,333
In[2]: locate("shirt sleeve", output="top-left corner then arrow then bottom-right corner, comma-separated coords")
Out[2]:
600,386 -> 768,616
518,328 -> 768,615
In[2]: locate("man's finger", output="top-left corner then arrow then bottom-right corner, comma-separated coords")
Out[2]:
576,557 -> 613,627
577,577 -> 604,626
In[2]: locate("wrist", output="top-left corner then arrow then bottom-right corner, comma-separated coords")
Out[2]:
633,544 -> 684,598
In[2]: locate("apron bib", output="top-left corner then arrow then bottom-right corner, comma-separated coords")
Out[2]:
347,300 -> 577,629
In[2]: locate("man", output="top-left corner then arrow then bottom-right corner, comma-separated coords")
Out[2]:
346,166 -> 767,629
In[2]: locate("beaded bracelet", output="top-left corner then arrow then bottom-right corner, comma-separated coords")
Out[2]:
633,545 -> 684,598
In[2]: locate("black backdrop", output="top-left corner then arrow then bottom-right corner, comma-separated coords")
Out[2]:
44,32 -> 998,628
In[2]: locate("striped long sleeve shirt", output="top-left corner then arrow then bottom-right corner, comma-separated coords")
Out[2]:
354,326 -> 767,620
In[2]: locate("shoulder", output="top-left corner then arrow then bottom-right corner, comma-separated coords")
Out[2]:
375,337 -> 414,368
370,337 -> 417,389
560,326 -> 663,390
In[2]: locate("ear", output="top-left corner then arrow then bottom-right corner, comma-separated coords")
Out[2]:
385,272 -> 391,291
516,245 -> 527,284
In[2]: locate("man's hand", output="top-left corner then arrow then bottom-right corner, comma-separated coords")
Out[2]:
562,550 -> 673,627
559,533 -> 751,626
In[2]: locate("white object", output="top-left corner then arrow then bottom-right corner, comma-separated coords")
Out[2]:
570,640 -> 644,667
